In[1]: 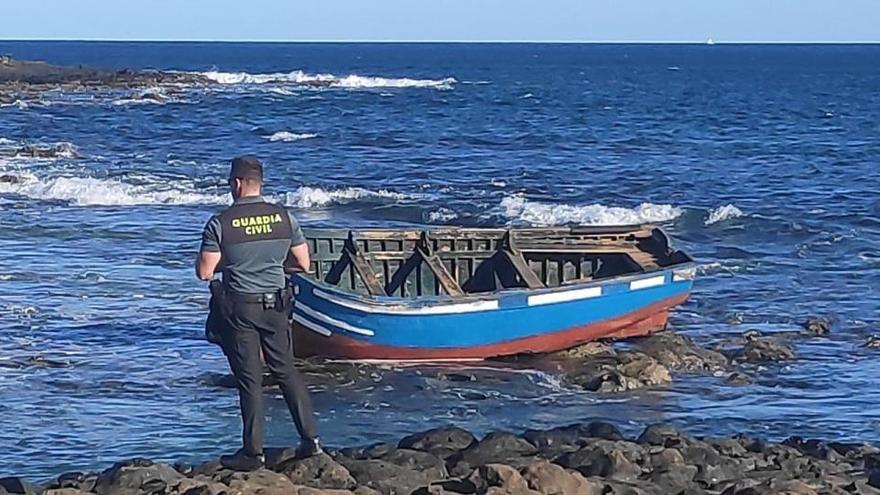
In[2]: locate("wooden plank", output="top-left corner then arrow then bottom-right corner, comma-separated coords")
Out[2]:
419,248 -> 465,296
346,247 -> 386,296
501,250 -> 545,289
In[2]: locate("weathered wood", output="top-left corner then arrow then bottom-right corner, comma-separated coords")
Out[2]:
346,247 -> 386,296
420,248 -> 465,296
500,250 -> 545,289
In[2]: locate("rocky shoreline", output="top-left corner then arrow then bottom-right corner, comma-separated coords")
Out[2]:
2,419 -> 879,495
6,320 -> 879,494
0,56 -> 210,106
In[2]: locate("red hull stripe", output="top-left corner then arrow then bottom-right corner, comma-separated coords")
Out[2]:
294,293 -> 690,361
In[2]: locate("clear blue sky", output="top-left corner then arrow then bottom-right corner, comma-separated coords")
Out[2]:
3,0 -> 878,43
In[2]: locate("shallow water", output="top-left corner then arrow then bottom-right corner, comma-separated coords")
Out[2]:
1,42 -> 879,480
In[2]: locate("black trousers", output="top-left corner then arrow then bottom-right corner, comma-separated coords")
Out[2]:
214,295 -> 318,456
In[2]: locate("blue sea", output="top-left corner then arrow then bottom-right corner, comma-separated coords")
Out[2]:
1,42 -> 878,480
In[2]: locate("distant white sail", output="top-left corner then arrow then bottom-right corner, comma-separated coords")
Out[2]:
706,38 -> 715,45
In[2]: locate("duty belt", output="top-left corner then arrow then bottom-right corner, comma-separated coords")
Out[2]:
225,288 -> 290,304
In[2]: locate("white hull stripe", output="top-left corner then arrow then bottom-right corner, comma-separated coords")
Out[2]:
296,303 -> 375,336
313,289 -> 499,315
292,313 -> 332,337
527,286 -> 602,306
629,275 -> 666,290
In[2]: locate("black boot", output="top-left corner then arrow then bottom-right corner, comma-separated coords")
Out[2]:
220,449 -> 265,471
296,437 -> 323,458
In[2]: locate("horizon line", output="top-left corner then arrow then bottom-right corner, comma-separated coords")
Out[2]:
1,38 -> 879,45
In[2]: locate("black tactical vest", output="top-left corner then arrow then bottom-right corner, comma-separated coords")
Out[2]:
218,200 -> 293,248
216,200 -> 294,293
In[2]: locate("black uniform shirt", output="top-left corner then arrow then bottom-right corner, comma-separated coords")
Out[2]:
200,195 -> 307,294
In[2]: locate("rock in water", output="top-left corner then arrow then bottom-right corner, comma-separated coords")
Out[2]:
731,337 -> 796,363
803,317 -> 832,335
864,335 -> 880,349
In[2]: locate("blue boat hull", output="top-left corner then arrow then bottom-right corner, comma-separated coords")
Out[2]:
290,266 -> 695,361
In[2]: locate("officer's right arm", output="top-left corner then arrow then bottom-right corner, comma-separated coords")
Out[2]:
196,216 -> 222,281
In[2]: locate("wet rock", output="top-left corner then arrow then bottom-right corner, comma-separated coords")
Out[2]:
638,424 -> 688,448
0,478 -> 34,495
9,143 -> 78,159
522,421 -> 624,457
520,460 -> 602,495
730,337 -> 796,363
555,440 -> 645,482
742,329 -> 762,341
633,332 -> 730,371
726,371 -> 753,385
277,453 -> 357,490
94,458 -> 182,495
803,317 -> 831,335
566,351 -> 671,392
0,174 -> 23,184
399,426 -> 477,458
552,342 -> 617,359
447,432 -> 538,476
864,336 -> 880,349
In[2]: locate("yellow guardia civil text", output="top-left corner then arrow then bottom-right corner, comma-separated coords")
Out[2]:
231,213 -> 284,235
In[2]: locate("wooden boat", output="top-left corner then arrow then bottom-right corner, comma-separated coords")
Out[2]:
287,226 -> 695,361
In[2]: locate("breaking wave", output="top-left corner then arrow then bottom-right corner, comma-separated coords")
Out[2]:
0,172 -> 226,206
266,132 -> 318,142
284,186 -> 413,208
500,195 -> 682,226
706,204 -> 744,225
426,207 -> 459,223
199,70 -> 456,89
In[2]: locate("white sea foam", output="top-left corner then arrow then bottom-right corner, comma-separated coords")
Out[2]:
0,172 -> 226,206
266,131 -> 318,142
284,186 -> 411,208
199,70 -> 456,89
427,207 -> 458,223
500,195 -> 682,226
705,204 -> 744,225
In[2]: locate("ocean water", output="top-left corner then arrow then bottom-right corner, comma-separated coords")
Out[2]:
1,42 -> 879,480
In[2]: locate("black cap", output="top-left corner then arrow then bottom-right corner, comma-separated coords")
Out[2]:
230,155 -> 263,180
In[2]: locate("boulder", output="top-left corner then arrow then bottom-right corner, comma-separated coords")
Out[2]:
633,332 -> 730,371
637,424 -> 688,448
94,458 -> 182,495
0,478 -> 34,495
278,453 -> 357,490
520,460 -> 602,495
566,352 -> 671,392
447,432 -> 538,476
522,422 -> 623,457
399,427 -> 476,458
731,338 -> 796,363
466,464 -> 539,495
554,441 -> 644,482
337,458 -> 439,495
168,476 -> 229,495
803,318 -> 831,335
223,469 -> 299,494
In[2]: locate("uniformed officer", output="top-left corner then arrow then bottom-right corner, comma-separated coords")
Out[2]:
196,155 -> 321,471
